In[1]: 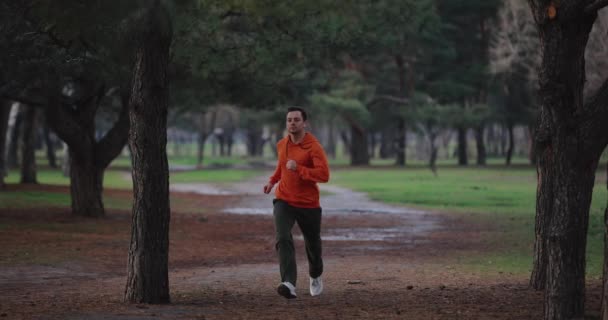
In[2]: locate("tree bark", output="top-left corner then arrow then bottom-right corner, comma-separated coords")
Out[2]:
125,1 -> 172,304
395,118 -> 406,166
526,3 -> 606,318
428,129 -> 438,176
474,125 -> 486,165
505,122 -> 515,166
530,110 -> 552,291
350,125 -> 369,166
326,118 -> 336,159
379,129 -> 394,159
457,126 -> 468,165
197,132 -> 208,167
43,124 -> 57,168
0,102 -> 11,187
528,124 -> 537,165
7,106 -> 22,168
602,162 -> 608,319
69,149 -> 104,217
20,105 -> 37,184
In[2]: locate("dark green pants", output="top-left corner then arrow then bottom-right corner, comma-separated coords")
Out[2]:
273,199 -> 323,285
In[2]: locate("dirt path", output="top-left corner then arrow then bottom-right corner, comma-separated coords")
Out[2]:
0,174 -> 603,319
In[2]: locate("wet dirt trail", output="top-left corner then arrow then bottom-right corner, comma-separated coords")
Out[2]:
0,173 -> 602,319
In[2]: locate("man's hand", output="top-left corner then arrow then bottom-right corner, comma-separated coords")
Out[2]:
263,182 -> 275,194
286,159 -> 297,171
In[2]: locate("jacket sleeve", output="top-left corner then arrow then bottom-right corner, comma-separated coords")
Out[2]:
269,159 -> 282,184
296,143 -> 330,183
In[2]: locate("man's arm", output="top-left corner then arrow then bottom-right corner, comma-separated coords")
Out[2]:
264,159 -> 282,194
295,145 -> 329,183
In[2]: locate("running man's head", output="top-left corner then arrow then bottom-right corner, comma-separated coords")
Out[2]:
286,107 -> 307,135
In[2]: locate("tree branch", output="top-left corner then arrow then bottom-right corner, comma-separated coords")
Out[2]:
45,94 -> 88,154
95,93 -> 130,169
585,0 -> 608,14
368,95 -> 410,106
0,94 -> 44,107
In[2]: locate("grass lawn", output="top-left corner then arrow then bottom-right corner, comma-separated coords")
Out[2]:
4,167 -> 262,188
331,165 -> 608,277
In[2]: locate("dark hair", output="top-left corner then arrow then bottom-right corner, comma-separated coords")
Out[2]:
287,106 -> 307,121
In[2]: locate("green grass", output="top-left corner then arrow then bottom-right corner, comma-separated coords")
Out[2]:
331,166 -> 608,276
170,169 -> 261,183
4,167 -> 264,188
5,170 -> 132,189
0,191 -> 71,208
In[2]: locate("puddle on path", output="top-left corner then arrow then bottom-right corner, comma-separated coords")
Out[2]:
172,177 -> 442,247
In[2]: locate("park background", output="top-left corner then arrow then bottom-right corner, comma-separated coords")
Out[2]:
1,1 -> 608,319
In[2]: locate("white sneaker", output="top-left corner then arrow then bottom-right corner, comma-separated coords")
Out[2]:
277,282 -> 297,299
309,276 -> 323,296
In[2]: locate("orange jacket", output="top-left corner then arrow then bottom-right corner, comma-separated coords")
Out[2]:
269,133 -> 330,208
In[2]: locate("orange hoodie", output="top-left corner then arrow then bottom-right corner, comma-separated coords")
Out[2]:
269,132 -> 330,208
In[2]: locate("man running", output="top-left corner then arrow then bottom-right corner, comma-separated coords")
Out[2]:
263,106 -> 330,299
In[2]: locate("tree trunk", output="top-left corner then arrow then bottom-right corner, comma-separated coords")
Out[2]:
125,1 -> 172,304
526,4 -> 602,318
69,150 -> 104,217
528,124 -> 537,165
602,162 -> 608,319
543,148 -> 597,319
20,105 -> 37,184
428,130 -> 438,176
350,126 -> 369,166
395,118 -> 406,166
197,132 -> 208,167
369,131 -> 376,159
0,102 -> 11,187
7,106 -> 22,168
43,124 -> 57,168
530,111 -> 552,291
326,118 -> 336,159
457,127 -> 468,165
475,125 -> 486,165
506,122 -> 515,166
379,129 -> 394,159
62,143 -> 70,177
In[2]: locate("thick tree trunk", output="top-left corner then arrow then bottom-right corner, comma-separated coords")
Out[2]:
474,125 -> 486,165
506,123 -> 515,166
20,105 -> 37,184
543,150 -> 597,319
125,1 -> 172,304
0,102 -> 11,187
526,4 -> 601,318
457,127 -> 468,165
69,150 -> 104,217
43,124 -> 57,168
350,126 -> 369,166
530,111 -> 553,291
602,162 -> 608,319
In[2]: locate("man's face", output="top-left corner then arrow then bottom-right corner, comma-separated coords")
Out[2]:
286,111 -> 306,135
